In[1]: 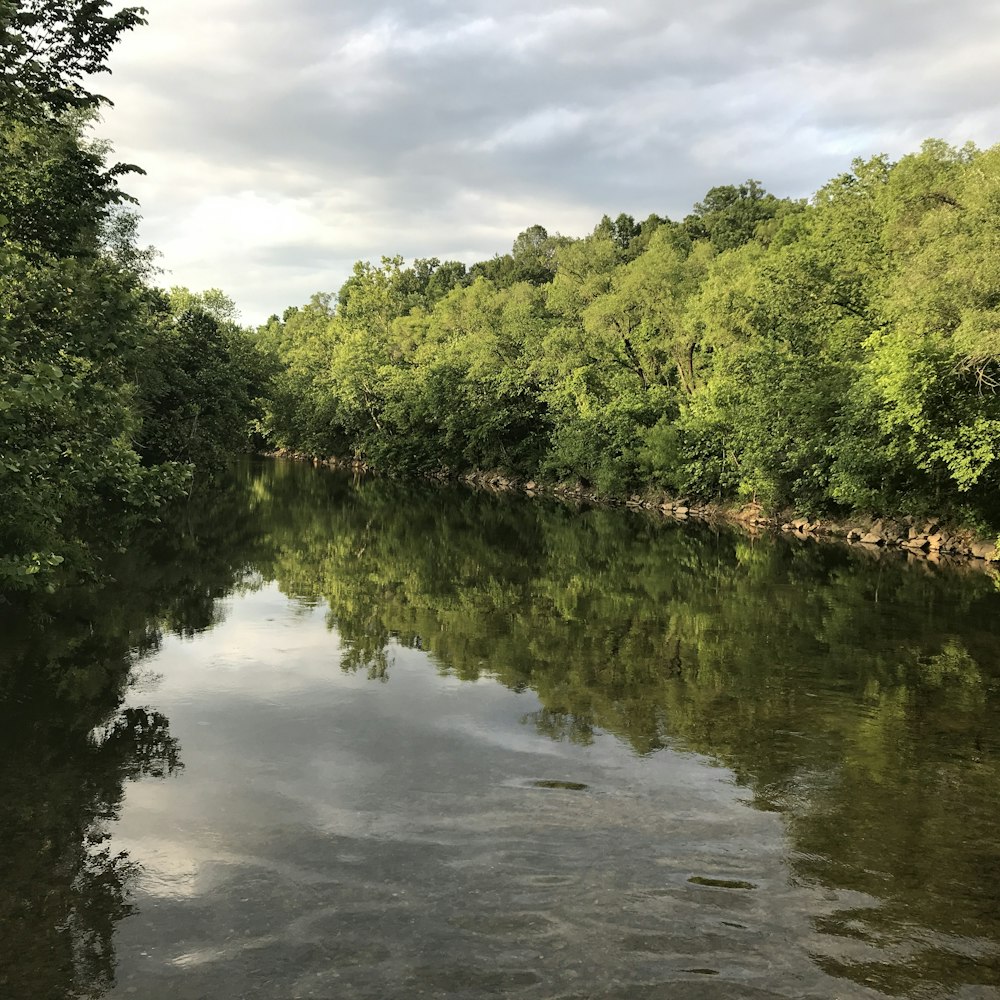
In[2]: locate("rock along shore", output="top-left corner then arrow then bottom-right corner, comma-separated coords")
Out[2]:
267,451 -> 1000,572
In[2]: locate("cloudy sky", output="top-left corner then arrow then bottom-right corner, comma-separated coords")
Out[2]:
97,0 -> 1000,325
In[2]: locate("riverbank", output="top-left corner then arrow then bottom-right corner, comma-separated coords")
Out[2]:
270,451 -> 1000,571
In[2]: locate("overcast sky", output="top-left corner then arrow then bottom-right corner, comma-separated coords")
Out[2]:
97,0 -> 1000,325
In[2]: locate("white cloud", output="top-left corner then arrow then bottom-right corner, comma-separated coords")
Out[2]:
474,106 -> 591,152
95,0 -> 1000,324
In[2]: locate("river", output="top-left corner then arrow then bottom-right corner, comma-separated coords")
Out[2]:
2,458 -> 998,999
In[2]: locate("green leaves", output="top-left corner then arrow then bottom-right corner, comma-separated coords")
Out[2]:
0,1 -> 148,119
253,137 -> 1000,527
132,303 -> 266,469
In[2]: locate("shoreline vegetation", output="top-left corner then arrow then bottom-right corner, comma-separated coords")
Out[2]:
271,450 -> 1000,571
5,7 -> 1000,592
252,138 -> 1000,575
255,144 -> 1000,573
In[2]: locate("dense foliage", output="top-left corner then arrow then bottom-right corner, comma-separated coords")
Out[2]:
0,2 -> 268,591
4,3 -> 1000,592
5,460 -> 998,995
260,142 -> 1000,528
248,461 -> 1000,998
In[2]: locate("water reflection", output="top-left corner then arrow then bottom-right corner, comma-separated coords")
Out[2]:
255,460 -> 1000,996
0,470 -> 265,998
0,606 -> 181,998
1,458 -> 998,998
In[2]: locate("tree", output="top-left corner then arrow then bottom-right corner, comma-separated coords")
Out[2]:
859,140 -> 1000,499
134,293 -> 266,469
0,1 -> 187,590
0,111 -> 141,256
684,179 -> 788,251
167,285 -> 240,325
0,0 -> 147,118
256,294 -> 345,456
509,224 -> 563,285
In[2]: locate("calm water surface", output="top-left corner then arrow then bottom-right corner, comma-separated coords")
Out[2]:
2,459 -> 998,999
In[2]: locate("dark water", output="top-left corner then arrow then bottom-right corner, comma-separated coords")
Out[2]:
2,459 -> 999,1000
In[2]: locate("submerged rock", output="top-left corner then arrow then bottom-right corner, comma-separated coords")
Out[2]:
688,876 -> 757,890
531,779 -> 589,791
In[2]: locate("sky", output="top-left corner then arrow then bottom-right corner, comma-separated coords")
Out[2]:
96,0 -> 1000,326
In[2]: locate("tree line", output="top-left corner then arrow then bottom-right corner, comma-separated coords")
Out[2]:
4,2 -> 1000,594
0,2 -> 269,590
260,141 -> 1000,529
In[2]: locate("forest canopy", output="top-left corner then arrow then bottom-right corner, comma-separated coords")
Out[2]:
259,138 -> 1000,525
3,5 -> 1000,594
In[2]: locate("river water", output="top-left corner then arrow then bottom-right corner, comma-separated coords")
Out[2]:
2,459 -> 998,999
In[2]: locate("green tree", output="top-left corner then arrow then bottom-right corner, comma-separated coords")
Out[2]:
133,292 -> 266,469
0,0 -> 147,118
684,179 -> 790,251
167,285 -> 240,325
0,2 -> 228,590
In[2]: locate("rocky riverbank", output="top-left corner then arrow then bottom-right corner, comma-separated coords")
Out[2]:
269,452 -> 1000,570
453,471 -> 1000,570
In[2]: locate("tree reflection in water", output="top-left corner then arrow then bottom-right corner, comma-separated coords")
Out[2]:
1,458 -> 997,998
0,466 -> 268,999
256,459 -> 1000,997
0,622 -> 182,998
